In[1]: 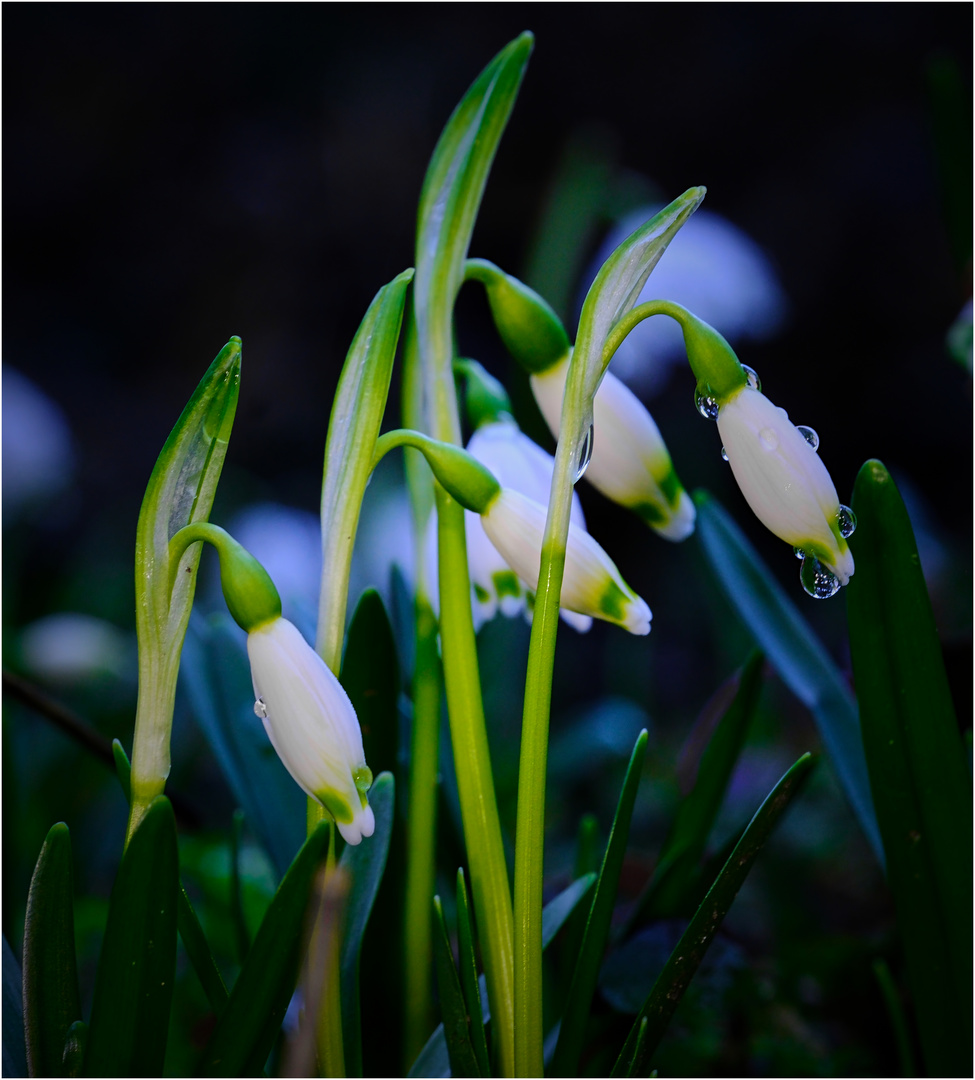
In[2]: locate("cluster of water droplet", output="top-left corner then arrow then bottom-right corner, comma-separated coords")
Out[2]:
574,421 -> 594,482
793,504 -> 858,598
697,364 -> 761,422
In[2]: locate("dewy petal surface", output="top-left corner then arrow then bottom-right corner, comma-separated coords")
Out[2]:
531,355 -> 693,539
717,387 -> 854,584
247,616 -> 375,844
481,488 -> 651,634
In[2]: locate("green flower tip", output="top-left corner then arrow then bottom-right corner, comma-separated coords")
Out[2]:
455,357 -> 512,428
467,258 -> 569,374
169,522 -> 281,632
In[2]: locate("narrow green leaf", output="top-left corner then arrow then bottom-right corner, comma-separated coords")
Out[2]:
872,959 -> 917,1079
432,896 -> 483,1079
23,822 -> 81,1078
110,737 -> 228,1014
340,590 -> 400,780
230,810 -> 249,965
612,753 -> 816,1077
847,459 -> 972,1077
181,613 -> 305,878
84,796 -> 178,1077
197,822 -> 331,1077
456,870 -> 490,1078
631,653 -> 763,928
611,1016 -> 648,1079
407,874 -> 596,1079
61,1020 -> 87,1078
550,730 -> 648,1078
339,773 -> 395,1079
130,339 -> 240,820
3,936 -> 28,1080
318,268 -> 414,670
693,489 -> 883,862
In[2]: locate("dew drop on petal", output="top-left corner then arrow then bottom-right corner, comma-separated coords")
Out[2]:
794,546 -> 806,560
254,697 -> 267,718
742,364 -> 762,392
720,446 -> 729,462
799,555 -> 841,599
695,388 -> 720,420
574,423 -> 594,481
836,504 -> 857,538
759,427 -> 778,450
797,425 -> 820,451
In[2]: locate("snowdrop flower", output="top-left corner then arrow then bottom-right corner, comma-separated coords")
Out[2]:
248,616 -> 375,845
717,385 -> 855,597
169,522 -> 375,844
531,355 -> 695,540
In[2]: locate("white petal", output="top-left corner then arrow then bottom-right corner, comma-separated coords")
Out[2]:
717,388 -> 853,584
247,617 -> 375,844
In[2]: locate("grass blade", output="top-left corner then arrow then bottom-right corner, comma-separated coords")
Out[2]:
432,896 -> 482,1078
612,753 -> 815,1077
3,936 -> 28,1080
456,870 -> 490,1078
693,489 -> 883,862
847,459 -> 972,1077
84,796 -> 178,1077
339,773 -> 395,1078
196,821 -> 331,1077
23,822 -> 81,1078
550,730 -> 648,1078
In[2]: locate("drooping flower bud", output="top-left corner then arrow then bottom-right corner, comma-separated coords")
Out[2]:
531,355 -> 695,540
716,385 -> 855,597
168,522 -> 375,843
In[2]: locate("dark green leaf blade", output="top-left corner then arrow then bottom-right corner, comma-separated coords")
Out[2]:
62,1020 -> 87,1078
612,753 -> 815,1077
196,822 -> 331,1077
84,796 -> 178,1078
455,870 -> 490,1078
407,874 -> 596,1078
693,489 -> 883,862
340,590 -> 400,783
3,936 -> 28,1080
339,773 -> 395,1079
550,730 -> 648,1078
847,459 -> 973,1077
432,896 -> 482,1079
23,822 -> 81,1078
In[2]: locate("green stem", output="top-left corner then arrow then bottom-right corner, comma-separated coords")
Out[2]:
402,596 -> 442,1071
316,823 -> 345,1078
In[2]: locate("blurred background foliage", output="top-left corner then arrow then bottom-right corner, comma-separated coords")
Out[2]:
4,6 -> 971,1076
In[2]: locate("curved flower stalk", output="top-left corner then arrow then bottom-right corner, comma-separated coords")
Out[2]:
376,427 -> 650,634
466,257 -> 694,540
169,522 -> 376,846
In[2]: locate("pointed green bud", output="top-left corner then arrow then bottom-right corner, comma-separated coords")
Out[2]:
454,357 -> 512,428
168,523 -> 281,632
373,429 -> 501,513
466,258 -> 570,374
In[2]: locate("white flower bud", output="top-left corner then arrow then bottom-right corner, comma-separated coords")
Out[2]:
531,355 -> 694,540
246,616 -> 375,845
716,387 -> 854,586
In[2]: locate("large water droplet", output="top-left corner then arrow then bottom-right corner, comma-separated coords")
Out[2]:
574,424 -> 594,481
254,697 -> 267,718
836,504 -> 857,538
759,427 -> 779,450
794,546 -> 806,560
742,364 -> 761,392
695,388 -> 719,420
799,555 -> 841,599
796,425 -> 820,451
720,446 -> 729,462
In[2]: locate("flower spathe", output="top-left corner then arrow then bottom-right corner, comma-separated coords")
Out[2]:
247,616 -> 375,845
481,488 -> 652,635
531,354 -> 695,540
716,386 -> 854,585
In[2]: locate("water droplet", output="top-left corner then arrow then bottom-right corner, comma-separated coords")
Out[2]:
742,364 -> 761,392
695,388 -> 719,420
720,446 -> 729,462
836,504 -> 857,538
796,425 -> 820,451
794,546 -> 805,560
574,424 -> 594,481
799,555 -> 841,599
254,697 -> 267,718
759,427 -> 778,450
